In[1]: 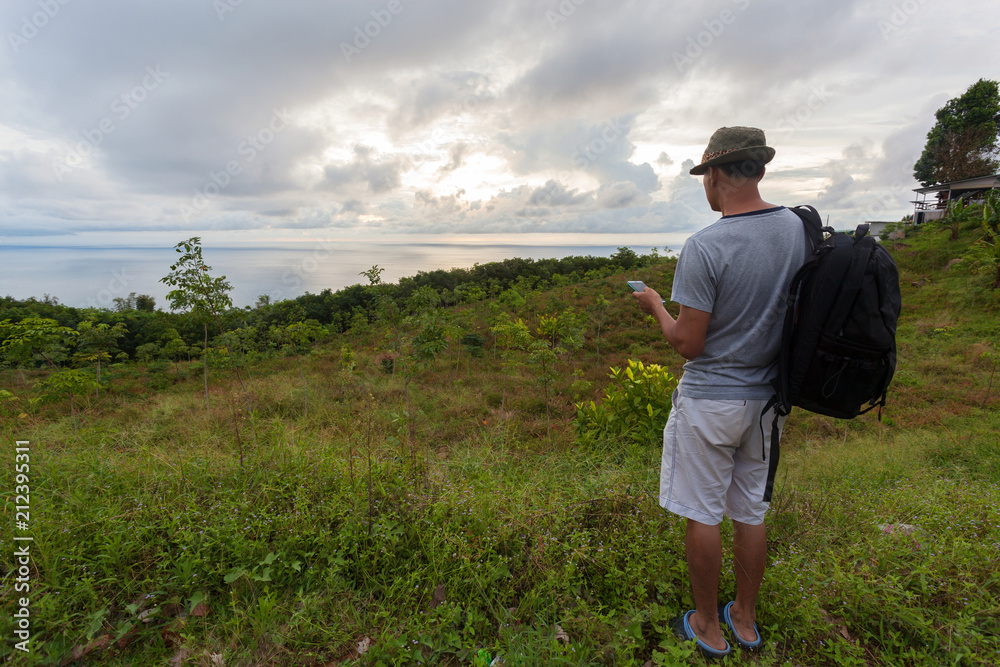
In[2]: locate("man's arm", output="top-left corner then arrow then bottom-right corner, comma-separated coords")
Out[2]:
632,287 -> 711,360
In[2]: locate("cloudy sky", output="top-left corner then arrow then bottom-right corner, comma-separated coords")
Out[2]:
1,0 -> 998,248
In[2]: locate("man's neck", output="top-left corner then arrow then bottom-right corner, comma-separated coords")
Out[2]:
717,186 -> 776,217
719,197 -> 777,217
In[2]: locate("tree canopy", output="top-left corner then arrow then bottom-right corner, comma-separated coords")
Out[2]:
913,79 -> 1000,187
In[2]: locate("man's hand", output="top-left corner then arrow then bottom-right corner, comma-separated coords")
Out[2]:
632,285 -> 665,314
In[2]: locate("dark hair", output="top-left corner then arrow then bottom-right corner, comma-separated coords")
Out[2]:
719,159 -> 766,180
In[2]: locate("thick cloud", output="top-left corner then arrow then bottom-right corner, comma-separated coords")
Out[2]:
322,145 -> 407,194
0,0 -> 996,243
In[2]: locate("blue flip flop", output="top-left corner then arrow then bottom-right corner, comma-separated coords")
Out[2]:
673,610 -> 731,659
720,601 -> 762,650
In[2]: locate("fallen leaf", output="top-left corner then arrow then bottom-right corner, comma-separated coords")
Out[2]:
115,624 -> 139,649
64,636 -> 110,665
163,603 -> 184,617
820,609 -> 852,642
161,628 -> 184,648
169,648 -> 188,667
431,583 -> 447,609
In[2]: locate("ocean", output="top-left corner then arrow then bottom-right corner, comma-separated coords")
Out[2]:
0,234 -> 689,310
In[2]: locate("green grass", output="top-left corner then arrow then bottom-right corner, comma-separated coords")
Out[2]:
2,224 -> 1000,665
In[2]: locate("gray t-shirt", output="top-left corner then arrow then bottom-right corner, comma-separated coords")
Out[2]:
671,206 -> 808,400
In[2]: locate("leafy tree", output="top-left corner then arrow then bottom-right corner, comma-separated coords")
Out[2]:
0,317 -> 78,369
490,313 -> 532,414
536,308 -> 585,352
280,319 -> 326,418
36,368 -> 96,436
160,237 -> 234,409
161,334 -> 189,362
914,79 -> 1000,186
528,339 -> 562,445
74,320 -> 126,396
135,342 -> 160,363
111,292 -> 155,312
589,294 -> 612,359
408,285 -> 448,364
135,294 -> 156,312
161,237 -> 254,464
442,311 -> 471,375
611,246 -> 641,270
362,265 -> 403,373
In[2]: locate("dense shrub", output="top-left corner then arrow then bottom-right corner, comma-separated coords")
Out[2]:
573,359 -> 677,447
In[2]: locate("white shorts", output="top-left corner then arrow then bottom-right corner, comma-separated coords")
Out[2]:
659,390 -> 785,526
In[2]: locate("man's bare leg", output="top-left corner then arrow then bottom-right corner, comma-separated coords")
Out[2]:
685,519 -> 726,651
730,520 -> 767,643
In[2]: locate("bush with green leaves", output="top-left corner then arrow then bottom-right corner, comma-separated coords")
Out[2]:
573,359 -> 678,446
964,189 -> 1000,289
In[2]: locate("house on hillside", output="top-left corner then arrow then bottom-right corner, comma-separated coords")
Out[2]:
911,173 -> 1000,225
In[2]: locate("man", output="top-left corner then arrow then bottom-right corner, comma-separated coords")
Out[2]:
632,126 -> 808,658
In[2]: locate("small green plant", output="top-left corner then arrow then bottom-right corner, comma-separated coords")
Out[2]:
573,359 -> 678,446
339,344 -> 356,373
36,367 -> 96,435
943,196 -> 979,240
379,352 -> 397,374
74,319 -> 126,397
964,189 -> 1000,289
490,312 -> 532,413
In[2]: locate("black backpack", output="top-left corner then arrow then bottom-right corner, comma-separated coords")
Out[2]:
761,205 -> 902,501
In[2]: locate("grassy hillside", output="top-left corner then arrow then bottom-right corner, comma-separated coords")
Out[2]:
1,221 -> 999,666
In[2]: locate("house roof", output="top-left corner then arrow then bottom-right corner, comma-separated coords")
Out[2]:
913,174 -> 1000,194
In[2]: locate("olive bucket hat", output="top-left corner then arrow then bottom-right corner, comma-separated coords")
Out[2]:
689,126 -> 775,175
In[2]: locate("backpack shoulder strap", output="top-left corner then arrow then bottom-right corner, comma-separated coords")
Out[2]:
824,234 -> 875,337
788,205 -> 829,250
